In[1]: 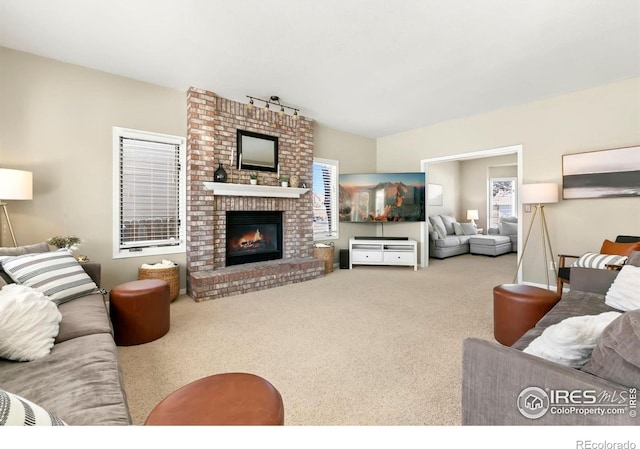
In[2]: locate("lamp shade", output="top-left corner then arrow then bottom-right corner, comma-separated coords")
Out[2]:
0,169 -> 33,200
466,209 -> 479,220
521,183 -> 558,204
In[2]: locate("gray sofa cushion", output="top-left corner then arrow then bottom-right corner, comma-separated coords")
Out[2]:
56,293 -> 113,344
628,251 -> 640,266
582,310 -> 640,389
433,235 -> 470,248
460,223 -> 477,235
428,215 -> 448,239
440,215 -> 457,235
0,333 -> 131,425
0,242 -> 49,256
498,221 -> 517,235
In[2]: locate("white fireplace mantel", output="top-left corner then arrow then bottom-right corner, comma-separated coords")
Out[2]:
203,182 -> 309,198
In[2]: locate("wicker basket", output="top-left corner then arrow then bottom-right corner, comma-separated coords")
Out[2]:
313,244 -> 335,274
138,265 -> 179,302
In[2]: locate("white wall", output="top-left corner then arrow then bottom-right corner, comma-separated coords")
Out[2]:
377,77 -> 640,284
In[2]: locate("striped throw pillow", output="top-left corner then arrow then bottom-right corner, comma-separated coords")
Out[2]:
571,252 -> 628,270
1,250 -> 99,305
0,389 -> 66,426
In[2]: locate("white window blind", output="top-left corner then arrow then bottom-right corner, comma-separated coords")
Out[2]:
113,128 -> 185,257
312,158 -> 339,240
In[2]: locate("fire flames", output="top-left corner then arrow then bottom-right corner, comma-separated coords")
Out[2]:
239,229 -> 265,248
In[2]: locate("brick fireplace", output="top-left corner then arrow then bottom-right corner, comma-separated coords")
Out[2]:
186,88 -> 325,301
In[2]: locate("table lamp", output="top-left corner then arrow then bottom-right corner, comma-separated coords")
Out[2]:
466,209 -> 479,226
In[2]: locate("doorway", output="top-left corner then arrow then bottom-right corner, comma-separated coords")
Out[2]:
420,144 -> 523,280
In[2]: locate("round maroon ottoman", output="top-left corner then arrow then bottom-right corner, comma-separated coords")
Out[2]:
493,284 -> 560,346
144,373 -> 284,426
109,279 -> 170,346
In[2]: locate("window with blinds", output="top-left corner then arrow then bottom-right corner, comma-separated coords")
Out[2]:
312,158 -> 339,240
113,127 -> 186,258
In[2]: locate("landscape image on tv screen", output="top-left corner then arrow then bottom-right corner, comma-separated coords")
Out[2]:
339,172 -> 426,222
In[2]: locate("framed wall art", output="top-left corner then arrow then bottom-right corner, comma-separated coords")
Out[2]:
427,183 -> 443,206
562,145 -> 640,200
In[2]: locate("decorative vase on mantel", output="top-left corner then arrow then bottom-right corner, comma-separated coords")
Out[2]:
289,175 -> 300,188
214,163 -> 227,183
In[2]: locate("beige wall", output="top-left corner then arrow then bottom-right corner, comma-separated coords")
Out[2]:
0,47 -> 377,287
313,124 -> 377,259
427,160 -> 460,217
460,154 -> 517,229
377,77 -> 640,284
0,47 -> 187,291
4,46 -> 637,286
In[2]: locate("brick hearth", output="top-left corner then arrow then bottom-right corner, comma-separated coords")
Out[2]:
186,88 -> 324,301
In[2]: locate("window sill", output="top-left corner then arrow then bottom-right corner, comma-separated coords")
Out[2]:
113,244 -> 185,259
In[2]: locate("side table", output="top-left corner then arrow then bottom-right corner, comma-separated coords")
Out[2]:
493,284 -> 560,346
109,279 -> 170,346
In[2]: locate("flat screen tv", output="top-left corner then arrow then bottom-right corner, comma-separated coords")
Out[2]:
339,172 -> 426,222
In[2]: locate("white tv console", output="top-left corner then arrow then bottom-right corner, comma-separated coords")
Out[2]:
348,238 -> 418,271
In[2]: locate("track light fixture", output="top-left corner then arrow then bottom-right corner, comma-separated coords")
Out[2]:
246,95 -> 299,119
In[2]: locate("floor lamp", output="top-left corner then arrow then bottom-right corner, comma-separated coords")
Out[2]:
514,183 -> 559,290
0,168 -> 33,247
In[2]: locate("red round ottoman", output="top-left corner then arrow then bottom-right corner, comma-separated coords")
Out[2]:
493,284 -> 560,346
144,373 -> 284,426
109,279 -> 170,346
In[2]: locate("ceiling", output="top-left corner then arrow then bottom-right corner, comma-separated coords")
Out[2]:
1,0 -> 639,138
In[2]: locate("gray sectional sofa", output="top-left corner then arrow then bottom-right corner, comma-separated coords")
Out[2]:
488,216 -> 518,252
0,242 -> 131,425
462,252 -> 640,425
428,214 -> 479,259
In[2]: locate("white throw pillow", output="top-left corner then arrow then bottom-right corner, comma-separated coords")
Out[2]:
0,389 -> 66,425
1,249 -> 99,305
453,222 -> 465,236
523,311 -> 622,368
0,284 -> 62,361
605,265 -> 640,311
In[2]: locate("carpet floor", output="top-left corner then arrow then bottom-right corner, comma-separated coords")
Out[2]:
117,252 -> 516,425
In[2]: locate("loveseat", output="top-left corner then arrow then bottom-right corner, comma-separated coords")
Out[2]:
487,216 -> 518,252
462,251 -> 640,425
0,242 -> 131,425
428,214 -> 480,259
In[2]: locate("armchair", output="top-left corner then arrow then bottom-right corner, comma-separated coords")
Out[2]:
557,235 -> 640,295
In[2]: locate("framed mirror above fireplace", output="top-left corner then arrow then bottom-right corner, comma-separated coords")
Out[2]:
237,129 -> 278,173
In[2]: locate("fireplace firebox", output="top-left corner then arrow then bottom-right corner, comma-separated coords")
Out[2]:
226,211 -> 283,266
